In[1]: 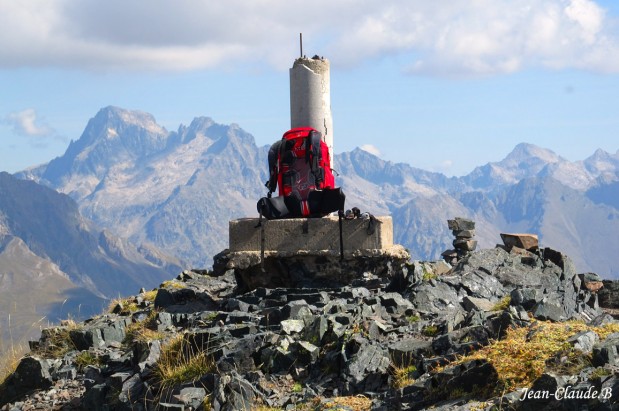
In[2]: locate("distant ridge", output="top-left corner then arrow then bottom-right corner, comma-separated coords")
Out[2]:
16,106 -> 619,278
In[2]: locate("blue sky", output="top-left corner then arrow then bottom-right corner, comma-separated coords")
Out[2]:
1,0 -> 619,176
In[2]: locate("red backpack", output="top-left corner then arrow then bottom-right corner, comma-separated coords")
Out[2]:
259,127 -> 343,219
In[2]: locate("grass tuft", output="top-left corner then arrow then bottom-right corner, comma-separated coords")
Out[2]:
390,363 -> 417,388
161,281 -> 186,290
108,297 -> 139,315
33,320 -> 80,358
124,310 -> 163,345
154,333 -> 215,389
492,296 -> 511,311
74,350 -> 101,371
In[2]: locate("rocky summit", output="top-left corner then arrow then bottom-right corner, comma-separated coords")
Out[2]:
1,244 -> 619,410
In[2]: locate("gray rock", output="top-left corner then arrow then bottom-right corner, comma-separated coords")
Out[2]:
428,359 -> 498,398
592,333 -> 619,366
459,270 -> 506,299
409,282 -> 461,314
447,218 -> 475,231
345,341 -> 391,392
177,387 -> 207,409
157,312 -> 174,331
380,292 -> 413,314
69,317 -> 130,350
510,287 -> 543,310
280,319 -> 304,334
567,330 -> 599,353
462,296 -> 496,312
117,373 -> 144,406
532,299 -> 567,322
213,372 -> 258,411
81,383 -> 111,411
281,300 -> 313,320
600,280 -> 619,309
134,339 -> 162,370
0,357 -> 54,406
303,315 -> 328,346
519,373 -> 575,411
296,341 -> 320,364
158,403 -> 184,411
452,229 -> 475,239
453,238 -> 477,252
388,339 -> 433,368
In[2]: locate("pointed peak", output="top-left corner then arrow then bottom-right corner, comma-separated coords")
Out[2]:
187,116 -> 215,130
504,143 -> 561,163
93,106 -> 161,130
588,148 -> 612,160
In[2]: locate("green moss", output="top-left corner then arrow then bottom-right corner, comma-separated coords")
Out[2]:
422,270 -> 437,282
422,325 -> 439,337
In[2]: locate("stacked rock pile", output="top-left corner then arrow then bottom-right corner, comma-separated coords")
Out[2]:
441,217 -> 477,264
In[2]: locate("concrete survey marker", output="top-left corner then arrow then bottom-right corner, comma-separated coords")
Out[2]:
229,215 -> 393,253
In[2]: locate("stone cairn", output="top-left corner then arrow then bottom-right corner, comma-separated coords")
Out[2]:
441,217 -> 477,265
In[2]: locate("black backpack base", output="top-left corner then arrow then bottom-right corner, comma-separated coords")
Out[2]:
257,188 -> 345,220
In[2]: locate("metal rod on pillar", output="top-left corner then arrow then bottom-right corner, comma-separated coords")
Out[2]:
299,33 -> 303,58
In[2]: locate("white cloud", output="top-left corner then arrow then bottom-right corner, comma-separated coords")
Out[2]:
0,0 -> 618,74
360,144 -> 381,157
5,109 -> 54,137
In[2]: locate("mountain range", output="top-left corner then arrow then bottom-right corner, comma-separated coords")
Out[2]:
15,106 -> 619,281
2,105 -> 617,351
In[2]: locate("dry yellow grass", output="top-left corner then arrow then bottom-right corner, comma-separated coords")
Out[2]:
252,395 -> 372,411
0,343 -> 25,385
124,310 -> 163,344
450,320 -> 619,392
322,395 -> 372,411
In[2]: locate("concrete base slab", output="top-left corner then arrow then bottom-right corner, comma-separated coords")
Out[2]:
229,216 -> 393,253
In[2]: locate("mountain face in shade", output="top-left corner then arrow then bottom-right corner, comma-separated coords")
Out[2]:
0,171 -> 183,346
17,106 -> 619,278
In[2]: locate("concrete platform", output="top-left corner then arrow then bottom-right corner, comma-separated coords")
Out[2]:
229,216 -> 393,253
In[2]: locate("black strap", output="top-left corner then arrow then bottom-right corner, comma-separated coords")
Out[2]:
266,140 -> 282,196
309,130 -> 323,186
338,209 -> 344,261
256,204 -> 266,272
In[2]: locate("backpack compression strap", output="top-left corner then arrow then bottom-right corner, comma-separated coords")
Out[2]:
308,130 -> 324,187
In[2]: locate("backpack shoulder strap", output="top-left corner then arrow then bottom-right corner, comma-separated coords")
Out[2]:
266,140 -> 282,196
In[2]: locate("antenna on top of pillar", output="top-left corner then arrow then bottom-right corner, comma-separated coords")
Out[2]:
299,33 -> 303,58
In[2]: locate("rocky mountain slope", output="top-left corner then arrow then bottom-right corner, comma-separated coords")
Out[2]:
19,107 -> 268,267
1,244 -> 618,410
16,106 -> 619,278
0,172 -> 183,346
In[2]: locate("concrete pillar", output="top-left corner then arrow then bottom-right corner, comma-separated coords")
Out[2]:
289,56 -> 333,164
